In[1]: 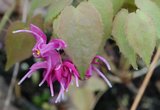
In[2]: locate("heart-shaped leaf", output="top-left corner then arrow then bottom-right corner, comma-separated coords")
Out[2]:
5,21 -> 35,70
112,9 -> 137,69
125,10 -> 156,66
53,2 -> 104,76
5,15 -> 44,70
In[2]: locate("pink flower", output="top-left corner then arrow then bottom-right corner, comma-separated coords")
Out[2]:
86,55 -> 112,88
13,24 -> 79,103
13,24 -> 112,103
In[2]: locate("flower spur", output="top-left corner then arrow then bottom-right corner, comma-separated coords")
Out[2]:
86,55 -> 112,88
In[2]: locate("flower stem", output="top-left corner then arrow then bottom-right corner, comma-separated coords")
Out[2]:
130,48 -> 160,110
3,63 -> 19,110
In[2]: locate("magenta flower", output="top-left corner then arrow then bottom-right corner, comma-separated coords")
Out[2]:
13,24 -> 79,103
13,24 -> 112,103
86,55 -> 112,88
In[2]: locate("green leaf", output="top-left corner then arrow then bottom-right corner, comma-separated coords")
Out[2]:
111,0 -> 125,14
5,21 -> 35,70
89,0 -> 113,38
53,2 -> 104,76
5,15 -> 44,70
45,0 -> 73,22
125,10 -> 156,66
112,9 -> 137,69
135,0 -> 160,40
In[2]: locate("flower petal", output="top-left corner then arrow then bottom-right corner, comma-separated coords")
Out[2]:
93,55 -> 111,70
30,61 -> 47,70
85,65 -> 92,78
63,61 -> 79,77
13,30 -> 43,42
55,88 -> 64,103
92,66 -> 112,88
18,69 -> 35,85
30,24 -> 47,43
40,45 -> 62,58
50,39 -> 67,50
63,61 -> 80,87
49,76 -> 54,96
39,57 -> 53,86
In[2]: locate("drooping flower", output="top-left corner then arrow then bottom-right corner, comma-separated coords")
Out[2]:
13,24 -> 79,102
86,55 -> 112,88
53,61 -> 80,103
13,24 -> 112,103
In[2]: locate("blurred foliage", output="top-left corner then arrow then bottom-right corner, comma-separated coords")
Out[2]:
1,0 -> 160,110
5,0 -> 160,76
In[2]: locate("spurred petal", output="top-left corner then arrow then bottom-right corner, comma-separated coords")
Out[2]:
55,88 -> 64,103
63,61 -> 79,87
49,76 -> 54,96
92,66 -> 112,88
63,61 -> 79,77
18,69 -> 35,85
30,24 -> 47,43
50,39 -> 67,50
13,30 -> 44,42
30,61 -> 47,70
55,64 -> 63,82
39,57 -> 52,86
93,55 -> 111,70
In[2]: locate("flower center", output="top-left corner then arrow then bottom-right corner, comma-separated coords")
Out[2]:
36,50 -> 40,56
33,49 -> 41,57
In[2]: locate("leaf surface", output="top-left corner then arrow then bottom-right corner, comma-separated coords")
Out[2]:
45,0 -> 73,22
89,0 -> 113,38
112,9 -> 137,68
125,10 -> 156,66
53,2 -> 104,76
